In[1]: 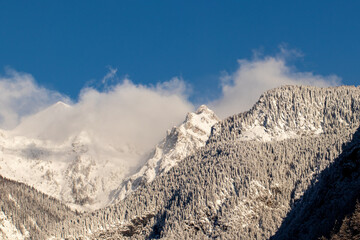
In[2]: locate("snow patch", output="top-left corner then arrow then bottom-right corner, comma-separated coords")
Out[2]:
0,211 -> 25,240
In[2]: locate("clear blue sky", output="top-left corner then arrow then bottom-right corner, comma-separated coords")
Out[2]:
1,1 -> 359,102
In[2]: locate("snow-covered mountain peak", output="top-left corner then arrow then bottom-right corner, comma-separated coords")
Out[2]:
195,104 -> 213,114
20,101 -> 72,124
54,101 -> 71,108
110,105 -> 220,203
11,101 -> 74,142
182,105 -> 220,139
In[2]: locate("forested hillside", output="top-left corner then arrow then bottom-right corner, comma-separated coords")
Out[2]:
0,176 -> 76,239
50,129 -> 356,239
271,128 -> 360,240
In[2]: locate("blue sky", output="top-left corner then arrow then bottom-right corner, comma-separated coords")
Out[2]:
1,1 -> 359,103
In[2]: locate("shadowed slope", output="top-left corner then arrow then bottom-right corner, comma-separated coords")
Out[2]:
271,127 -> 360,240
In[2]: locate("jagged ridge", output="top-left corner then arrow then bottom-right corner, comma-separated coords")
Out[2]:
209,85 -> 360,143
110,105 -> 219,203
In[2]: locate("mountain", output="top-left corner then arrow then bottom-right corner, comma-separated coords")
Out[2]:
0,103 -> 219,211
40,85 -> 360,239
2,85 -> 360,239
110,105 -> 220,203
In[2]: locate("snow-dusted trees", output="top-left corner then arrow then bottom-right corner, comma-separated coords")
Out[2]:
209,86 -> 360,144
0,176 -> 76,239
46,127 -> 356,239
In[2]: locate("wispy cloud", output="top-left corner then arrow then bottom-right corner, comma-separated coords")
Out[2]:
210,48 -> 341,118
101,66 -> 118,85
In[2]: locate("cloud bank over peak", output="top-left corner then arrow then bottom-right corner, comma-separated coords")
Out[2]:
210,52 -> 341,118
71,77 -> 194,152
10,73 -> 194,168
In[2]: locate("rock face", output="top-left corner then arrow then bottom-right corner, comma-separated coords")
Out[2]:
110,105 -> 220,203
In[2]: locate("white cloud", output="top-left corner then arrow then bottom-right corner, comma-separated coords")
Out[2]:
210,52 -> 341,118
155,77 -> 191,96
101,66 -> 118,85
73,78 -> 194,154
0,68 -> 69,129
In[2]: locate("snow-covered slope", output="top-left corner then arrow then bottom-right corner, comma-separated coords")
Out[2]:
0,210 -> 26,240
0,102 -> 140,211
0,129 -> 130,211
110,105 -> 220,202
